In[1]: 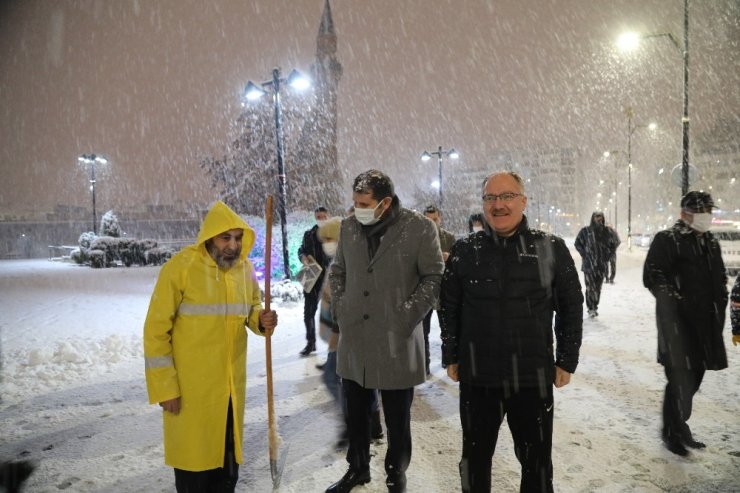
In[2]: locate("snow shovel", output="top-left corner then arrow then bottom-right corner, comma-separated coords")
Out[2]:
263,195 -> 288,489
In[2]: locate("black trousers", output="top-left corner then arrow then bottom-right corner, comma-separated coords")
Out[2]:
662,367 -> 705,440
422,309 -> 433,373
174,400 -> 238,493
343,378 -> 414,479
459,383 -> 554,493
606,255 -> 617,282
303,288 -> 320,344
584,272 -> 604,311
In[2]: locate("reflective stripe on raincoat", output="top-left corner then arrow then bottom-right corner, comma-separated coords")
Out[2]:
144,200 -> 264,471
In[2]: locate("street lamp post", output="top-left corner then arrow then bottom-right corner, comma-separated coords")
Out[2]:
618,0 -> 690,194
603,150 -> 620,231
625,108 -> 657,250
243,67 -> 310,279
77,154 -> 108,234
420,146 -> 459,208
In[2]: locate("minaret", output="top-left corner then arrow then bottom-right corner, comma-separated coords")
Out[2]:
313,0 -> 342,142
292,0 -> 344,213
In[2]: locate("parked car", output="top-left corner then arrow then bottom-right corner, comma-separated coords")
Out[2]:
714,227 -> 740,276
632,233 -> 653,248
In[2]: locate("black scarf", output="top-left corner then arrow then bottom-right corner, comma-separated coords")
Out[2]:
362,196 -> 401,259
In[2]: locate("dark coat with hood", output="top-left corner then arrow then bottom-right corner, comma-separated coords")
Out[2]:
643,219 -> 728,370
574,213 -> 617,275
439,216 -> 584,390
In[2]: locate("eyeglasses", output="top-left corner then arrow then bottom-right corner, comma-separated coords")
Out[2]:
482,192 -> 523,203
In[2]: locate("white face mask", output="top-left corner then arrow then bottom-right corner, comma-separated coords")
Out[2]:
321,241 -> 337,257
355,201 -> 384,226
689,212 -> 713,233
316,219 -> 329,229
472,226 -> 484,233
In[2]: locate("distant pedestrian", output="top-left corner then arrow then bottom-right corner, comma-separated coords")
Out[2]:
326,170 -> 444,493
143,200 -> 278,492
440,171 -> 583,492
298,206 -> 331,356
604,225 -> 621,284
575,211 -> 615,318
732,276 -> 740,344
643,191 -> 730,456
422,204 -> 456,375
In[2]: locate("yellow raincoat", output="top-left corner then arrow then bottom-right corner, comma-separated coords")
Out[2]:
144,201 -> 264,471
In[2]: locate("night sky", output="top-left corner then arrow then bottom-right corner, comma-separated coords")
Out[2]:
1,0 -> 738,220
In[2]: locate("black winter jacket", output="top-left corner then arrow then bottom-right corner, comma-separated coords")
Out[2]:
643,220 -> 728,370
439,217 -> 584,389
574,213 -> 617,274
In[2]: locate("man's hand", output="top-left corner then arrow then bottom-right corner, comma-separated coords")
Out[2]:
554,366 -> 571,388
160,397 -> 181,415
446,363 -> 459,382
259,309 -> 278,336
442,252 -> 450,261
733,334 -> 740,347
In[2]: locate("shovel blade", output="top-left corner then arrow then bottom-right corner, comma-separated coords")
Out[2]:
270,443 -> 290,490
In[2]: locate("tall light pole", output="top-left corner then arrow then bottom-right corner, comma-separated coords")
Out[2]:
77,154 -> 108,234
617,0 -> 690,195
420,147 -> 459,208
625,108 -> 657,250
243,67 -> 310,279
603,150 -> 621,231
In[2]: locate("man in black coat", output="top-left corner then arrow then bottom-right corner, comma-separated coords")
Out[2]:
575,211 -> 615,318
439,171 -> 583,493
644,191 -> 729,456
297,206 -> 330,356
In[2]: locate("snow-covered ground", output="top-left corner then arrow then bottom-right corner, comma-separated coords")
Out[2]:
1,247 -> 738,492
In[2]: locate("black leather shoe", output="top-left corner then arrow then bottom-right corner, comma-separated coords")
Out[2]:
386,472 -> 407,492
299,343 -> 316,357
662,435 -> 689,456
682,436 -> 706,449
326,468 -> 371,493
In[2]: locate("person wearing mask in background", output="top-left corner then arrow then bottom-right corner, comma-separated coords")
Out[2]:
467,213 -> 484,234
643,191 -> 730,456
326,170 -> 444,493
144,200 -> 278,492
575,211 -> 616,318
440,171 -> 583,493
604,223 -> 621,284
298,206 -> 331,356
421,205 -> 456,376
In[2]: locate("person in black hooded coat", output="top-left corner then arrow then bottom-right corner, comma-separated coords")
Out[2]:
574,211 -> 616,317
643,191 -> 729,456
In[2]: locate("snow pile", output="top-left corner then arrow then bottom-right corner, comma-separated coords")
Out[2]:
269,278 -> 304,303
3,334 -> 142,404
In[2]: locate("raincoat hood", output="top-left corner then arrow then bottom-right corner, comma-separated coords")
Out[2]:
196,201 -> 255,260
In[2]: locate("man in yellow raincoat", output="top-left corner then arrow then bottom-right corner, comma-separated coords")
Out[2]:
144,200 -> 278,492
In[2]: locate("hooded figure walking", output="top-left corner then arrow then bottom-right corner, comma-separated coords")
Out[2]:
575,211 -> 616,318
144,200 -> 278,492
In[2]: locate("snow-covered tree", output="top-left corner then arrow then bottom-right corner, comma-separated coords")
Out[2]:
100,210 -> 121,237
201,87 -> 345,217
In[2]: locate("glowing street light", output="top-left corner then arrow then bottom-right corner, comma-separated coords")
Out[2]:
420,146 -> 459,208
242,67 -> 310,279
77,153 -> 108,234
617,0 -> 691,195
